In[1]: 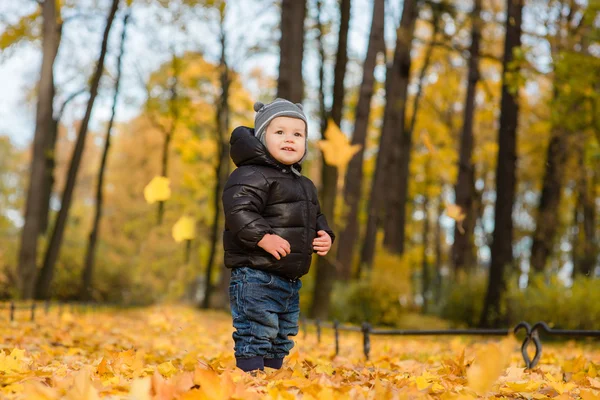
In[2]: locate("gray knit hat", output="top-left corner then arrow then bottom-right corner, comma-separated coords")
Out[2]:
253,99 -> 308,174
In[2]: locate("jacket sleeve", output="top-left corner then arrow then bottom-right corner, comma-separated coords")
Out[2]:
316,198 -> 336,244
222,167 -> 274,249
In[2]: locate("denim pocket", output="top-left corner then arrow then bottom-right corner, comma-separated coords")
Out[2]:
243,267 -> 274,286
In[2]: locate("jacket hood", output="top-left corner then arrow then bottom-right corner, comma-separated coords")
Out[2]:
229,126 -> 302,173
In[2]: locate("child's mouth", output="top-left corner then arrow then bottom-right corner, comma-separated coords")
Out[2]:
282,147 -> 295,152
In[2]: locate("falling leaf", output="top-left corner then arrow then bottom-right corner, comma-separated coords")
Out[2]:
446,203 -> 466,234
467,338 -> 514,394
316,119 -> 362,188
143,176 -> 171,204
422,131 -> 437,154
172,215 -> 196,243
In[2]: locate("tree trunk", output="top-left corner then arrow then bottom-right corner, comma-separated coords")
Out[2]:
81,11 -> 129,301
337,0 -> 385,281
433,196 -> 444,306
572,141 -> 597,278
309,0 -> 351,320
157,55 -> 180,226
277,0 -> 306,103
202,18 -> 230,309
479,0 -> 522,328
18,0 -> 61,299
35,0 -> 120,300
452,0 -> 482,274
421,192 -> 431,314
529,126 -> 568,274
361,1 -> 417,266
381,0 -> 418,254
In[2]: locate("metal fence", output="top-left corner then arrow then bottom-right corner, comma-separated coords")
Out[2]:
300,318 -> 600,369
0,301 -> 108,322
3,302 -> 599,369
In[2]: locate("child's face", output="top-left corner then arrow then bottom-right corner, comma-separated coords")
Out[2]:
264,117 -> 307,165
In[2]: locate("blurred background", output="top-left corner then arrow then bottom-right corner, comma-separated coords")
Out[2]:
0,0 -> 598,329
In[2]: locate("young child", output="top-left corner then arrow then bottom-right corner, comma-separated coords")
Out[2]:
222,98 -> 335,373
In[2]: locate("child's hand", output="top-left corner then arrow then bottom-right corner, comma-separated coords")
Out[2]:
313,230 -> 332,256
257,234 -> 291,260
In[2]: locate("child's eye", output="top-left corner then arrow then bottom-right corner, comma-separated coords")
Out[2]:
295,132 -> 303,137
276,130 -> 283,135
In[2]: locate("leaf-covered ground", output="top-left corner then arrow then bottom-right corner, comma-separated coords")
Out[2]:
1,305 -> 599,399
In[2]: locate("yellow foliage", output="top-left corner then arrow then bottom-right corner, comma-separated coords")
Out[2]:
0,10 -> 40,51
2,306 -> 600,399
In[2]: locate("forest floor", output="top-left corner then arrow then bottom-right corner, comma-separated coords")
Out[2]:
1,304 -> 599,399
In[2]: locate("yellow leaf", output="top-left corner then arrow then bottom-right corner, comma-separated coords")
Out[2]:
193,367 -> 225,398
415,375 -> 432,391
446,203 -> 466,233
65,369 -> 100,400
315,362 -> 334,375
545,373 -> 576,394
581,389 -> 600,400
590,377 -> 600,389
317,119 -> 362,170
22,381 -> 60,400
0,348 -> 28,373
128,377 -> 152,400
422,131 -> 437,154
590,363 -> 598,378
172,216 -> 196,242
431,382 -> 445,392
97,357 -> 109,375
467,338 -> 513,394
157,361 -> 178,377
562,355 -> 586,373
143,176 -> 171,204
503,380 -> 541,392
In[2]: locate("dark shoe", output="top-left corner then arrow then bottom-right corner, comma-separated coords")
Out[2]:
264,357 -> 284,369
236,356 -> 264,372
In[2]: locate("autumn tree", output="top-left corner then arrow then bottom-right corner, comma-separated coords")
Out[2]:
35,0 -> 120,300
529,1 -> 597,274
203,1 -> 231,309
277,0 -> 306,103
310,0 -> 351,319
336,0 -> 385,280
452,0 -> 482,274
17,0 -> 62,299
362,0 -> 418,266
81,10 -> 130,300
480,0 -> 523,328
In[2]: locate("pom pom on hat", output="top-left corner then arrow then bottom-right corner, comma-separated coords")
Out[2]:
253,101 -> 265,112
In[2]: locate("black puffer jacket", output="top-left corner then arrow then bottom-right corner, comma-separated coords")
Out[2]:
222,126 -> 335,280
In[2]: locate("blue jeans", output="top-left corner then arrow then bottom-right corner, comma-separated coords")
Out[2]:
229,267 -> 302,371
